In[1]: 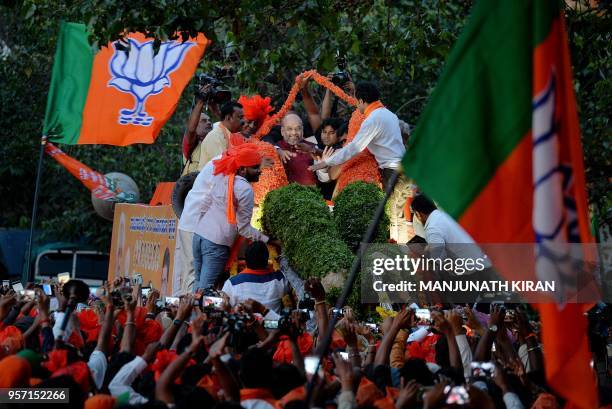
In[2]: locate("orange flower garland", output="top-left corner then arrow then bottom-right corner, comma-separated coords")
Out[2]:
333,110 -> 382,196
248,69 -> 380,202
246,139 -> 289,205
253,70 -> 358,140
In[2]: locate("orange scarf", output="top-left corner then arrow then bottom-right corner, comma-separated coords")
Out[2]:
240,268 -> 272,275
364,100 -> 385,118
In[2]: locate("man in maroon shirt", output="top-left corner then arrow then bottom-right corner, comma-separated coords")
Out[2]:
275,113 -> 317,186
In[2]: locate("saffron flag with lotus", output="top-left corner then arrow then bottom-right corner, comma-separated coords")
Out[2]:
43,22 -> 209,146
404,1 -> 597,408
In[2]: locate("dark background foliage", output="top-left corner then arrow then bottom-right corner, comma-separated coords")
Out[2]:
0,0 -> 609,254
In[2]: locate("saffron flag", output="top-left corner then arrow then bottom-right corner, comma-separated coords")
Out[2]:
403,2 -> 597,409
43,22 -> 209,145
45,142 -> 137,202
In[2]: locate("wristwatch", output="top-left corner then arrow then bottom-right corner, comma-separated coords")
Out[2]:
488,324 -> 498,332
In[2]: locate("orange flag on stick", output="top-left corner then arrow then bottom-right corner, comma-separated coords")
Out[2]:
45,142 -> 137,202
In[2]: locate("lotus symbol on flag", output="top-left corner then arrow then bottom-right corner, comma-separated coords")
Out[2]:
108,38 -> 194,126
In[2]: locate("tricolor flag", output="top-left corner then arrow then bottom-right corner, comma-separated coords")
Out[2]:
43,22 -> 209,145
45,142 -> 137,202
404,1 -> 597,408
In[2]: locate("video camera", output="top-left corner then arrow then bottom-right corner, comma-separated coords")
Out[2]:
196,67 -> 232,104
331,54 -> 350,87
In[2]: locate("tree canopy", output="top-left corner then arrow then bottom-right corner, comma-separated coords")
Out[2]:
0,0 -> 609,251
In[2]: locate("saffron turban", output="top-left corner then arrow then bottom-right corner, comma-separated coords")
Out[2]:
213,144 -> 262,224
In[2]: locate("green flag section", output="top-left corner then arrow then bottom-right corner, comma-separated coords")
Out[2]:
403,1 -> 533,224
43,22 -> 94,142
43,22 -> 209,146
404,1 -> 598,408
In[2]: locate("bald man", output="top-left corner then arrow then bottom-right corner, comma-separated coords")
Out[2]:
274,113 -> 317,186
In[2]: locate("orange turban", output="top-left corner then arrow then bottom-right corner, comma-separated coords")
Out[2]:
238,95 -> 273,128
272,333 -> 313,364
85,395 -> 116,409
53,361 -> 91,393
0,325 -> 24,357
213,144 -> 262,224
0,355 -> 31,387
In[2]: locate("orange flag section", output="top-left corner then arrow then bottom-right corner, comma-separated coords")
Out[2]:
45,142 -> 116,200
532,16 -> 597,409
79,33 -> 209,145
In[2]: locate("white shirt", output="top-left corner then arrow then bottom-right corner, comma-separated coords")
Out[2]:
325,107 -> 405,169
423,209 -> 491,270
195,174 -> 268,247
88,350 -> 107,390
178,154 -> 220,233
109,356 -> 149,405
221,270 -> 289,314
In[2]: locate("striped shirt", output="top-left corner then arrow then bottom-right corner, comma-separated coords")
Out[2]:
221,269 -> 289,313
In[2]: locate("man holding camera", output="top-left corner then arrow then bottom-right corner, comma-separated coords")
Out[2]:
309,81 -> 413,242
181,84 -> 220,176
197,101 -> 245,168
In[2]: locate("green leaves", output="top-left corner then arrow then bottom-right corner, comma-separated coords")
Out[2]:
333,181 -> 389,252
262,183 -> 353,279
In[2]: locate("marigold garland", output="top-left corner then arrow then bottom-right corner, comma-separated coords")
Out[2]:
248,69 -> 380,202
253,70 -> 358,140
333,110 -> 382,196
246,139 -> 289,204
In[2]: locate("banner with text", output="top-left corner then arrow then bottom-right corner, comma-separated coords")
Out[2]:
108,203 -> 177,297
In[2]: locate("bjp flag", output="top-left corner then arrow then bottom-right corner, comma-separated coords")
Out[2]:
404,1 -> 597,408
43,22 -> 209,146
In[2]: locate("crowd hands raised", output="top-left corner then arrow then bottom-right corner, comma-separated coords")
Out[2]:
0,269 -> 588,409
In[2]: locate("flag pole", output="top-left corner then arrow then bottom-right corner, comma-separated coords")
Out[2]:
305,169 -> 400,405
23,135 -> 48,284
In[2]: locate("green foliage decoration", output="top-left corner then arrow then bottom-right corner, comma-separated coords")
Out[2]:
333,181 -> 389,251
262,183 -> 353,279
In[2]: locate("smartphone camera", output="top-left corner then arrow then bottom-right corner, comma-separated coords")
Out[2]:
445,385 -> 469,405
263,320 -> 279,329
42,284 -> 53,296
471,361 -> 495,379
415,308 -> 431,324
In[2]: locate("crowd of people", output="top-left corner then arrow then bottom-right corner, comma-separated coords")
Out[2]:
4,263 -> 606,409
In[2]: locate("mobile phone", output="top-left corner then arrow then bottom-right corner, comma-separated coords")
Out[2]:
445,385 -> 469,405
89,287 -> 99,297
471,361 -> 495,379
263,320 -> 279,329
165,296 -> 180,306
141,287 -> 151,297
57,272 -> 70,284
12,282 -> 24,292
133,273 -> 143,286
20,289 -> 35,301
364,323 -> 379,333
415,308 -> 431,322
331,307 -> 344,317
42,284 -> 53,296
304,356 -> 322,376
339,352 -> 349,360
202,296 -> 223,308
2,280 -> 9,288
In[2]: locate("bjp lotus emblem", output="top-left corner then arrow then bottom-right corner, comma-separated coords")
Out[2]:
108,38 -> 195,126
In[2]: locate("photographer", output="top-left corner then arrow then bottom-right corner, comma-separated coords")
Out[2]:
198,101 -> 245,167
181,83 -> 221,176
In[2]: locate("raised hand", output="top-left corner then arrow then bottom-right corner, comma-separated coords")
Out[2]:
395,379 -> 419,409
304,278 -> 325,302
